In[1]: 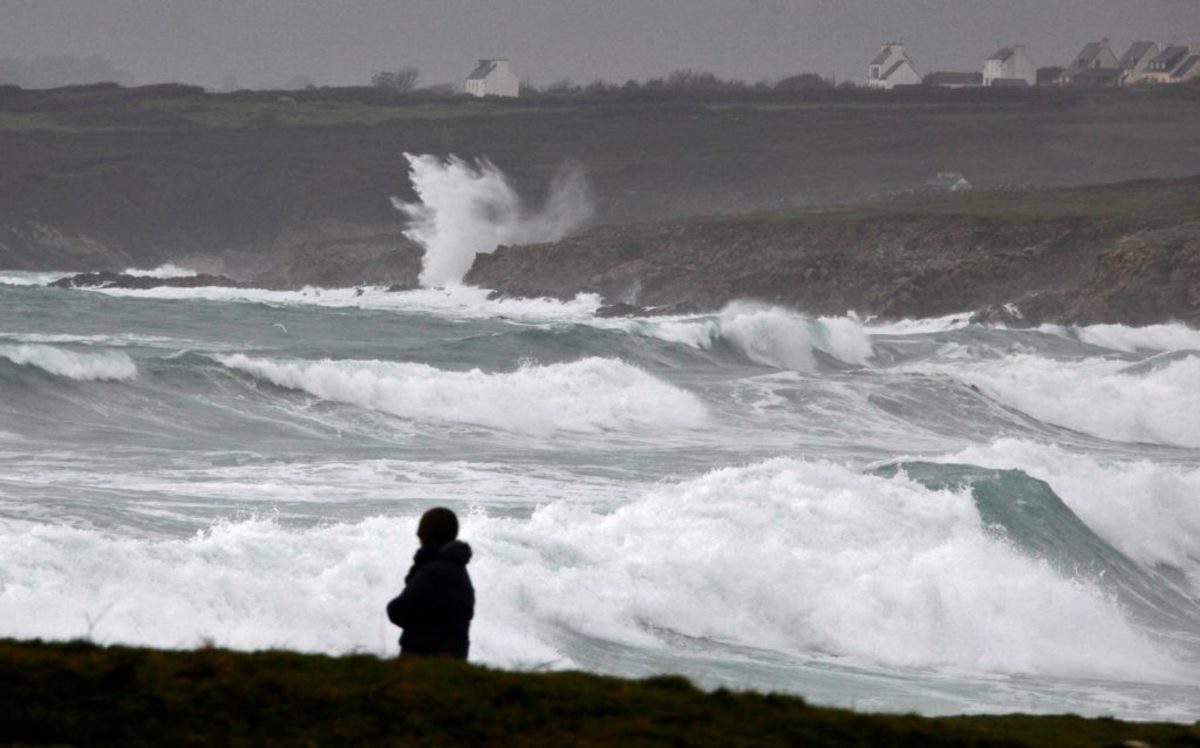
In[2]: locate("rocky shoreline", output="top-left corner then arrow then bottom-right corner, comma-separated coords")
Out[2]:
38,177 -> 1200,328
468,212 -> 1200,327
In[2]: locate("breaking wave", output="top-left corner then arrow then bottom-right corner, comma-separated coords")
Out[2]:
617,303 -> 873,371
0,344 -> 137,381
215,354 -> 707,437
0,459 -> 1183,682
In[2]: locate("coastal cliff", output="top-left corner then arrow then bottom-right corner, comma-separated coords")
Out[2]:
467,178 -> 1200,326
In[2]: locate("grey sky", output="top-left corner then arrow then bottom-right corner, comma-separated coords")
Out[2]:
2,0 -> 1198,89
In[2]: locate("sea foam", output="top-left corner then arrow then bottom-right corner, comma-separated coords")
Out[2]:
216,354 -> 707,437
618,303 -> 873,370
900,352 -> 1200,448
0,460 -> 1180,681
0,344 -> 137,381
936,439 -> 1200,586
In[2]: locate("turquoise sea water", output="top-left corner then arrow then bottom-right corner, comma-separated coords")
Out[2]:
2,272 -> 1198,719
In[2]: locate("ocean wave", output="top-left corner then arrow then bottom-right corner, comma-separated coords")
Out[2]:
899,352 -> 1200,448
933,439 -> 1200,588
1042,322 -> 1200,353
0,460 -> 1182,681
215,354 -> 708,437
478,459 -> 1180,680
612,303 -> 873,371
0,343 -> 137,381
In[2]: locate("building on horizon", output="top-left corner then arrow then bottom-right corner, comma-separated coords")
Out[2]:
1137,44 -> 1200,84
983,44 -> 1036,86
1058,39 -> 1123,86
1119,42 -> 1162,85
866,43 -> 921,89
464,59 -> 520,98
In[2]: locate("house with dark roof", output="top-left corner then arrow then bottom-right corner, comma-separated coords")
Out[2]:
983,44 -> 1036,86
1059,38 -> 1121,86
464,59 -> 519,98
924,71 -> 982,88
1139,44 -> 1200,84
866,43 -> 921,89
1119,41 -> 1161,84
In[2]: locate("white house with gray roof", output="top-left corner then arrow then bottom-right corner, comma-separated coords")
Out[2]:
983,44 -> 1036,86
866,43 -> 921,89
464,59 -> 519,97
1139,44 -> 1200,84
1119,42 -> 1161,85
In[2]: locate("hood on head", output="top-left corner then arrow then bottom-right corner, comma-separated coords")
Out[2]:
439,540 -> 472,566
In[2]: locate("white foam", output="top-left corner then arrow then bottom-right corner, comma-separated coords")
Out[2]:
471,459 -> 1179,680
0,460 -> 1181,681
612,303 -> 874,370
935,439 -> 1200,586
864,313 -> 975,336
0,344 -> 137,381
216,354 -> 708,437
121,263 -> 197,279
899,353 -> 1200,448
84,282 -> 604,323
394,153 -> 592,287
1041,322 -> 1200,354
0,271 -> 72,286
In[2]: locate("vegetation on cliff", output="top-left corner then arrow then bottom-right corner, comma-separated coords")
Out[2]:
2,639 -> 1198,746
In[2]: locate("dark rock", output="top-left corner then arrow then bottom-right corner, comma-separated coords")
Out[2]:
596,302 -> 650,318
49,271 -> 241,290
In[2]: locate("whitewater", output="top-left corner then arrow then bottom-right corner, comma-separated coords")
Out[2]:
2,160 -> 1198,720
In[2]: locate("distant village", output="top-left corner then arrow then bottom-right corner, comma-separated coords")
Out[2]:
462,39 -> 1200,97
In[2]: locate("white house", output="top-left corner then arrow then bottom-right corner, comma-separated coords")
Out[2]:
464,59 -> 519,98
1119,42 -> 1161,85
1139,44 -> 1200,84
866,43 -> 921,89
983,44 -> 1036,86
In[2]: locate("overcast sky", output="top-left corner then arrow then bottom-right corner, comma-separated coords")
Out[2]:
2,0 -> 1198,89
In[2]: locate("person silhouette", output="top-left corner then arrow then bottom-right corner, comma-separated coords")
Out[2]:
386,507 -> 475,659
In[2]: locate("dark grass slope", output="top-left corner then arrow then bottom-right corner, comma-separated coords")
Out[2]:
2,640 -> 1198,747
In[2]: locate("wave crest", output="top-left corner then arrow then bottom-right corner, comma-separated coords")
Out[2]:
216,354 -> 707,437
0,344 -> 137,381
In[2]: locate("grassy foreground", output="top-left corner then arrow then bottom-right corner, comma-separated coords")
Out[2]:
1,640 -> 1197,746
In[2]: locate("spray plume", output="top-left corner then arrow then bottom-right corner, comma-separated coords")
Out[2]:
392,153 -> 592,287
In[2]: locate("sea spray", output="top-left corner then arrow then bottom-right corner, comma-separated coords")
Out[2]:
393,154 -> 592,287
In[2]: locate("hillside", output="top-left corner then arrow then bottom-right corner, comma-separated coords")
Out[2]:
2,83 -> 1200,275
2,639 -> 1198,746
467,176 -> 1200,325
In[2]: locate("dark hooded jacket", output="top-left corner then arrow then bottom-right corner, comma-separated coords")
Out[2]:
386,540 -> 474,659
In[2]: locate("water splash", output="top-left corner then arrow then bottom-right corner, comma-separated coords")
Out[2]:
392,153 -> 592,287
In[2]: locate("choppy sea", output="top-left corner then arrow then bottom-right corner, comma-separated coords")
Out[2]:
1,266 -> 1198,720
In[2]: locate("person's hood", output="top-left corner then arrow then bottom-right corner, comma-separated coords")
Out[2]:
438,540 -> 472,566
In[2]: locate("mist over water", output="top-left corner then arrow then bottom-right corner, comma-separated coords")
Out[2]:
393,154 -> 592,287
1,266 -> 1199,720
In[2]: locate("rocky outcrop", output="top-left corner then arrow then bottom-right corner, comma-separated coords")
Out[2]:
467,214 -> 1200,326
49,271 -> 241,290
251,219 -> 423,290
